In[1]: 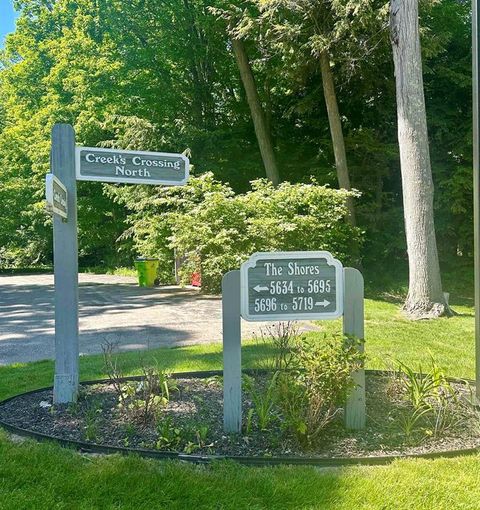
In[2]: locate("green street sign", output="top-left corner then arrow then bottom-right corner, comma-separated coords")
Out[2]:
75,147 -> 189,186
45,173 -> 68,219
240,251 -> 343,321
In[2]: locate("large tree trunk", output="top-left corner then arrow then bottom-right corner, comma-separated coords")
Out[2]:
319,51 -> 356,227
231,38 -> 280,186
390,0 -> 451,318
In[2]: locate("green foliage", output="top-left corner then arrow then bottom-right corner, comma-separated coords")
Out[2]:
244,324 -> 365,447
107,174 -> 359,291
395,357 -> 471,442
106,172 -> 231,284
0,0 -> 473,277
102,342 -> 175,425
169,177 -> 360,292
156,416 -> 211,453
276,335 -> 364,446
243,372 -> 279,431
253,322 -> 298,372
156,416 -> 183,451
397,358 -> 444,411
83,398 -> 102,442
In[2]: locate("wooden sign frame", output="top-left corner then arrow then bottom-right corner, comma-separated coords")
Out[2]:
222,264 -> 365,434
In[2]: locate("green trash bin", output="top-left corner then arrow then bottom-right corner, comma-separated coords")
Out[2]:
134,258 -> 159,287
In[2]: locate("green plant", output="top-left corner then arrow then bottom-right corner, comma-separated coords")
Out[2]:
83,400 -> 102,442
399,406 -> 432,442
156,416 -> 183,451
102,341 -> 125,401
155,417 -> 210,453
398,359 -> 441,411
243,372 -> 279,431
67,401 -> 80,415
276,335 -> 364,446
253,322 -> 299,372
169,178 -> 360,292
396,357 -> 465,441
183,424 -> 211,454
121,423 -> 138,447
103,343 -> 175,425
118,366 -> 171,425
245,408 -> 255,435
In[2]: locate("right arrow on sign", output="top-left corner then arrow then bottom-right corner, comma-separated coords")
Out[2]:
315,299 -> 330,307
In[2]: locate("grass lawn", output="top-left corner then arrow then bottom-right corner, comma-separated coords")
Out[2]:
0,291 -> 479,509
317,298 -> 475,379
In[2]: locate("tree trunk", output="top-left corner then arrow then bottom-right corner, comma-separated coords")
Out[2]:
231,38 -> 280,186
319,51 -> 356,227
390,0 -> 451,318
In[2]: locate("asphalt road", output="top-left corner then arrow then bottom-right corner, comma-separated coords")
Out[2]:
0,273 -> 319,365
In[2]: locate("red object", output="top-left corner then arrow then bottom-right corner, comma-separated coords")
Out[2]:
191,272 -> 201,287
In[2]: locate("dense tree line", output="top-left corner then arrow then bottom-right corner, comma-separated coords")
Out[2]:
0,0 -> 472,280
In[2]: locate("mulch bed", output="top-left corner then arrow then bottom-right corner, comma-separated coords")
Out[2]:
1,373 -> 479,458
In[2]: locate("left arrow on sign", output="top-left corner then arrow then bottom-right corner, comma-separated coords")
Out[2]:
253,285 -> 269,293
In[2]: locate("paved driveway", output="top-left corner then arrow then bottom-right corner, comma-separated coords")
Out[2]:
0,274 -> 319,365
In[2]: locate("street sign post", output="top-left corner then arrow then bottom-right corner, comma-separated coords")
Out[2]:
240,251 -> 343,321
45,173 -> 68,219
473,0 -> 480,402
49,124 -> 190,404
51,124 -> 79,404
76,147 -> 189,186
223,251 -> 365,434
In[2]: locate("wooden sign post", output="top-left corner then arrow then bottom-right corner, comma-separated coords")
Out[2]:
343,267 -> 366,430
473,0 -> 480,403
51,124 -> 79,404
222,270 -> 242,433
47,123 -> 190,404
222,251 -> 366,433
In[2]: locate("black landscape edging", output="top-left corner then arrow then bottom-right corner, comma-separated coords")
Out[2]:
1,369 -> 479,467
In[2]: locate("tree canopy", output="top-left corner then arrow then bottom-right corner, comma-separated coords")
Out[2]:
0,0 -> 472,278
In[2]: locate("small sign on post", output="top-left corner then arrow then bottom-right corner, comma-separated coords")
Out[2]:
76,147 -> 189,186
45,173 -> 68,219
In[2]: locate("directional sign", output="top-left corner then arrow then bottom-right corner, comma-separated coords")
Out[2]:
240,251 -> 343,321
45,173 -> 68,219
75,147 -> 189,186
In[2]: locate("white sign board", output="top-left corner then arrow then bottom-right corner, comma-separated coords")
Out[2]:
240,251 -> 343,321
45,173 -> 68,219
75,147 -> 189,186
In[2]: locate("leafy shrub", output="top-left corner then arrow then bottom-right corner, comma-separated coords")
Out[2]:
243,327 -> 364,447
276,335 -> 364,446
109,173 -> 360,291
156,416 -> 210,453
170,177 -> 361,292
106,172 -> 231,284
117,367 -> 174,425
253,321 -> 299,372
